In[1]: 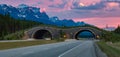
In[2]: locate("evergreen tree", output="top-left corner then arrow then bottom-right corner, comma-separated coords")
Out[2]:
0,14 -> 42,39
114,25 -> 120,34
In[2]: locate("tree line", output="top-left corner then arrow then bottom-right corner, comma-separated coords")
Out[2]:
0,14 -> 42,40
114,25 -> 120,34
101,25 -> 120,42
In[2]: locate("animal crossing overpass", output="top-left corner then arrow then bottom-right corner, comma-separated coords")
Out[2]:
23,26 -> 102,40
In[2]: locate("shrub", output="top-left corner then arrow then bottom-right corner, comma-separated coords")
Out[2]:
3,31 -> 24,40
101,31 -> 120,42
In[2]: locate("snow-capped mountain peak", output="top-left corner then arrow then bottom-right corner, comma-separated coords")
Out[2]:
0,4 -> 88,27
17,4 -> 29,8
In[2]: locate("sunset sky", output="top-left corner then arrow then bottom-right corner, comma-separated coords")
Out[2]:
0,0 -> 120,28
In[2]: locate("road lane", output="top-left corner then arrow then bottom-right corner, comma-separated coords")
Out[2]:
58,41 -> 97,57
20,42 -> 81,57
0,40 -> 82,57
0,40 -> 106,57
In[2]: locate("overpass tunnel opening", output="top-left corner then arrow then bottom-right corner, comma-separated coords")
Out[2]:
33,30 -> 52,40
75,30 -> 95,40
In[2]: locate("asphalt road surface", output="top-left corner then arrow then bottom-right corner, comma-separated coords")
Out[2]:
0,40 -> 105,57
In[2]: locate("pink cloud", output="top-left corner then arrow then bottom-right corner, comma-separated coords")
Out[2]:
79,0 -> 101,5
0,0 -> 37,6
0,0 -> 120,28
74,17 -> 120,28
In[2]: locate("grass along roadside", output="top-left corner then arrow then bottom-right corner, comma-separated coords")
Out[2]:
0,40 -> 59,50
110,42 -> 120,50
97,41 -> 120,57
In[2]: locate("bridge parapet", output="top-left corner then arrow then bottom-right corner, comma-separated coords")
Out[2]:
24,26 -> 102,40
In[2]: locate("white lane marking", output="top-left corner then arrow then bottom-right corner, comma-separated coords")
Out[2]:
58,42 -> 86,57
22,52 -> 34,55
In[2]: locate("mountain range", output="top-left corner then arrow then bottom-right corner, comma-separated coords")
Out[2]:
0,4 -> 87,27
104,27 -> 116,31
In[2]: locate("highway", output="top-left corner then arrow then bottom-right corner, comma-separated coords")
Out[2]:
0,40 -> 106,57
